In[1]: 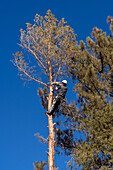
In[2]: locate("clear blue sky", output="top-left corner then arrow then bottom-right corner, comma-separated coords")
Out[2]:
0,0 -> 113,169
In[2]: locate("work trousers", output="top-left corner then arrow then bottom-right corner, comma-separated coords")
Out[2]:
49,95 -> 61,114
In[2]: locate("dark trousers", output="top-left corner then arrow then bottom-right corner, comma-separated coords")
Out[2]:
49,96 -> 61,114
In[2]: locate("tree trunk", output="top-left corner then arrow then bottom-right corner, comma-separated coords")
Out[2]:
47,36 -> 55,169
47,61 -> 55,170
48,84 -> 55,170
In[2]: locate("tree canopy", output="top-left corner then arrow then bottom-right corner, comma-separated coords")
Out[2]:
13,9 -> 77,86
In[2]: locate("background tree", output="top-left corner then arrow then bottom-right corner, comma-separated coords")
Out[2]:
12,10 -> 77,170
56,16 -> 113,169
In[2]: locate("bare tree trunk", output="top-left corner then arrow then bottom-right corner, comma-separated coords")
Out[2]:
47,68 -> 55,170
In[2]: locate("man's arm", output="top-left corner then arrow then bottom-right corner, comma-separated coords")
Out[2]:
52,82 -> 60,86
52,82 -> 61,91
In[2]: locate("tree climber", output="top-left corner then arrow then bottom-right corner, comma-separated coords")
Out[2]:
47,80 -> 67,116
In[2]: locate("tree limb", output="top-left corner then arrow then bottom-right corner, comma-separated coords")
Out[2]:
54,54 -> 67,82
54,65 -> 62,82
19,44 -> 49,78
16,64 -> 49,87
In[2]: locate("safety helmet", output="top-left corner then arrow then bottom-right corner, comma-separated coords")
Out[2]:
62,80 -> 67,85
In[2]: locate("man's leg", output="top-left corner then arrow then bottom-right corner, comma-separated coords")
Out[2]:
47,97 -> 60,115
49,104 -> 55,114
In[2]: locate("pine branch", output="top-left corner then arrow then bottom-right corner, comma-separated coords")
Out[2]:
16,64 -> 48,86
19,44 -> 49,78
54,54 -> 67,82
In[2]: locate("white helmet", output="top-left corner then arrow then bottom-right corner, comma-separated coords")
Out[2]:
62,80 -> 67,85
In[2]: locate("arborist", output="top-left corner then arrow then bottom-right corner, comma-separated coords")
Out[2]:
47,80 -> 67,116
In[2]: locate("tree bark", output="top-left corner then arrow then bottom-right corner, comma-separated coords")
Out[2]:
47,33 -> 55,169
47,73 -> 55,170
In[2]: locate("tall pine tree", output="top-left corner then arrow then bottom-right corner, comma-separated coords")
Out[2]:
57,16 -> 113,170
12,10 -> 77,170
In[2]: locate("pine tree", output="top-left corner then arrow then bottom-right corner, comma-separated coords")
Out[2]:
12,10 -> 77,170
61,17 -> 113,169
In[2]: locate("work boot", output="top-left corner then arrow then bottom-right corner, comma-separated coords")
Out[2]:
46,111 -> 52,116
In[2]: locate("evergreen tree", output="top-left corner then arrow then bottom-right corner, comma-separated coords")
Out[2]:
12,10 -> 77,170
58,16 -> 113,169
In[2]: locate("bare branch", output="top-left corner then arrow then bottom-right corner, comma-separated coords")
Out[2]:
19,44 -> 49,78
54,54 -> 67,82
31,36 -> 48,62
54,65 -> 62,82
16,64 -> 48,87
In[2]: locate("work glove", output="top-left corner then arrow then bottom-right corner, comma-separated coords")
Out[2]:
52,82 -> 60,85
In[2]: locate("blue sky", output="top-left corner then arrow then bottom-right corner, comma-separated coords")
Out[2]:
0,0 -> 113,169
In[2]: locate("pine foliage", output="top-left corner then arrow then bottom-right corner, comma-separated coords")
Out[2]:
34,161 -> 47,170
55,18 -> 113,170
12,10 -> 77,86
65,18 -> 113,170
